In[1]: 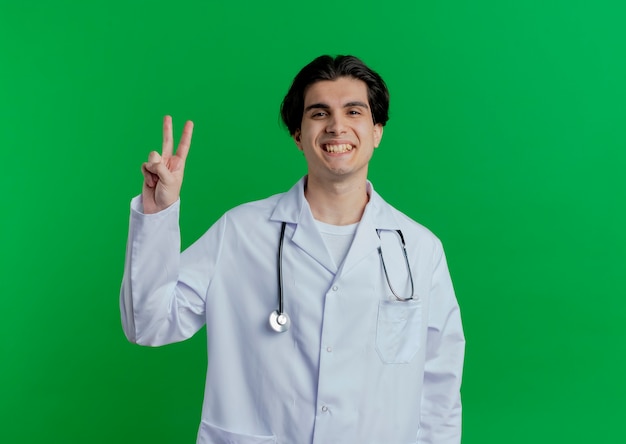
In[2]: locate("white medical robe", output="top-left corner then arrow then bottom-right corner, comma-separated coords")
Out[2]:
120,177 -> 465,444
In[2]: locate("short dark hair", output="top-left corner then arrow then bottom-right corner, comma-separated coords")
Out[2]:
280,55 -> 390,135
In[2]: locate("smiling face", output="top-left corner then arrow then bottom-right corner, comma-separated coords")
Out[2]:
294,76 -> 383,186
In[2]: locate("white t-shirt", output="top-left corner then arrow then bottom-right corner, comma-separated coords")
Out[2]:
314,219 -> 359,269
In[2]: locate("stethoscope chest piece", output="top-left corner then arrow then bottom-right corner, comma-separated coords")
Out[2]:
269,310 -> 290,333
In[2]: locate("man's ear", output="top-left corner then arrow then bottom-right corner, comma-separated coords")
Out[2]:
373,124 -> 384,148
293,129 -> 303,150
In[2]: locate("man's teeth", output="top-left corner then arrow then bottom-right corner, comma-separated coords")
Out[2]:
325,144 -> 353,153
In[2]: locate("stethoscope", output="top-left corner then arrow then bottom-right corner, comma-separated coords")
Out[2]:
269,222 -> 415,333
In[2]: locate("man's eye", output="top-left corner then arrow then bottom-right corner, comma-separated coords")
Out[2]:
312,112 -> 327,118
348,110 -> 361,115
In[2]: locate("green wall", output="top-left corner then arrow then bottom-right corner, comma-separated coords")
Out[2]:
1,1 -> 624,442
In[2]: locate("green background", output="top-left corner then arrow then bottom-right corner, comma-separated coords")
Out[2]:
1,0 -> 624,442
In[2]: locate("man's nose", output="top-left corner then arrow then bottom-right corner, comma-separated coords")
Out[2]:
326,114 -> 347,134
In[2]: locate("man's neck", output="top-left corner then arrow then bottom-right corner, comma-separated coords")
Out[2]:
304,175 -> 369,226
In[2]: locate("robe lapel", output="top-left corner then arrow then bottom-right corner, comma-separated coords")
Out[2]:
270,178 -> 337,274
291,210 -> 337,274
339,215 -> 380,275
340,185 -> 401,275
270,178 -> 402,276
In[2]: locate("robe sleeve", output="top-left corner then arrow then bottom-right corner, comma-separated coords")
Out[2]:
120,196 -> 225,346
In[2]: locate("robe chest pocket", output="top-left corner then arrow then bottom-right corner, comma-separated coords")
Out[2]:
375,299 -> 423,364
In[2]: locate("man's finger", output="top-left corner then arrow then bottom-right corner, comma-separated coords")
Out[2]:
144,151 -> 171,180
148,150 -> 162,163
141,163 -> 158,188
162,115 -> 174,158
175,120 -> 194,161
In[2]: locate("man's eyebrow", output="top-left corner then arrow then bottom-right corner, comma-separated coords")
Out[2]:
304,101 -> 370,112
344,101 -> 369,109
304,103 -> 330,112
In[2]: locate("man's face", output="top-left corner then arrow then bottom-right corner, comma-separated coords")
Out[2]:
294,76 -> 383,185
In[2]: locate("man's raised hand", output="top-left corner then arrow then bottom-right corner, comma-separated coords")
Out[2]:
141,116 -> 194,214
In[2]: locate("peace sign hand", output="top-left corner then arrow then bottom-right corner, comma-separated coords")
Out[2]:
141,116 -> 194,214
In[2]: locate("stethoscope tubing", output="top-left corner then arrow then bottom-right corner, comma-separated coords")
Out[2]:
271,223 -> 415,333
277,222 -> 287,315
269,222 -> 291,333
376,229 -> 415,302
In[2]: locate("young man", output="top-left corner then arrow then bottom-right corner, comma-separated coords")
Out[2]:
121,55 -> 465,444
